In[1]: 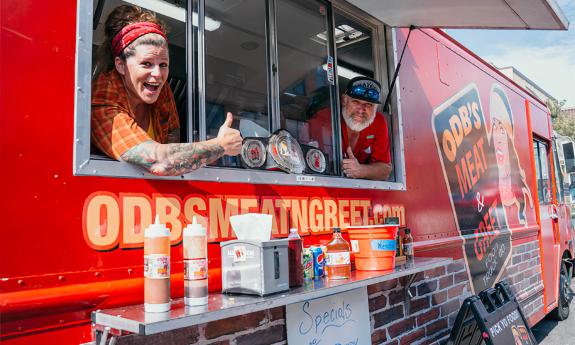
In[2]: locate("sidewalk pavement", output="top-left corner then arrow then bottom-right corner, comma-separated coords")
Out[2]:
531,279 -> 575,345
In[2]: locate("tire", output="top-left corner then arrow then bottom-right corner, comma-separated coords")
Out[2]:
550,262 -> 571,321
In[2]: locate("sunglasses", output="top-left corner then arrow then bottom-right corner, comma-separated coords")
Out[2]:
347,86 -> 380,103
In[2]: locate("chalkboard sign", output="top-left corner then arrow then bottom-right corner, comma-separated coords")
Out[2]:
448,281 -> 536,345
286,287 -> 370,345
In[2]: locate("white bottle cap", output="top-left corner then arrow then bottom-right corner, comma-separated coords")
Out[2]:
184,216 -> 206,237
145,215 -> 170,238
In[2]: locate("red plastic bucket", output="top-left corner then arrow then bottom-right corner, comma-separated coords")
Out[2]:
347,225 -> 398,271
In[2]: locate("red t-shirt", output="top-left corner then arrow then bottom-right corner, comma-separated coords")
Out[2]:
308,108 -> 391,164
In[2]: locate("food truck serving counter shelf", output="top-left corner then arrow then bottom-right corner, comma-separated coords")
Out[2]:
92,258 -> 451,335
1,0 -> 573,344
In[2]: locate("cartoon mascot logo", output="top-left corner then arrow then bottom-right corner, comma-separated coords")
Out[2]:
432,83 -> 533,293
488,85 -> 533,226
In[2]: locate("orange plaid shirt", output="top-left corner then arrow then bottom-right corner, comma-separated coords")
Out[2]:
91,70 -> 180,160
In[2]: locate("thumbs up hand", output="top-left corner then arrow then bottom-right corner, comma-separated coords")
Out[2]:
222,111 -> 234,128
216,112 -> 242,156
346,147 -> 355,160
342,146 -> 363,178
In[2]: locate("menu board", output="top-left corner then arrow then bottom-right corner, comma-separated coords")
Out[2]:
286,287 -> 370,345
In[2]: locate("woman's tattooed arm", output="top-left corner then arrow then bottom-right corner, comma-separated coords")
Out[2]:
122,112 -> 241,175
121,140 -> 224,176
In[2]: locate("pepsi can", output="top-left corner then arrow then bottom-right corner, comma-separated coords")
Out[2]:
310,246 -> 324,278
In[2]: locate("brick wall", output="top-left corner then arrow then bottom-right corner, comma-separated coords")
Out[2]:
114,260 -> 470,345
503,240 -> 544,319
368,260 -> 471,345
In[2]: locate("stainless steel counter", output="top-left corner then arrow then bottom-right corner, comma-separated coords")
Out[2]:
92,257 -> 451,336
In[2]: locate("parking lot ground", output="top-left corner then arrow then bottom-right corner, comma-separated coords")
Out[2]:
531,279 -> 575,345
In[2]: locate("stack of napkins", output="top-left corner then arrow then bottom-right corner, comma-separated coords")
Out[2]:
229,213 -> 272,241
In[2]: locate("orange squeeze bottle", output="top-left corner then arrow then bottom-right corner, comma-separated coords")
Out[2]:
144,215 -> 171,312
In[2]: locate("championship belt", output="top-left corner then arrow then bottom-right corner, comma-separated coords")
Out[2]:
267,130 -> 305,174
240,137 -> 268,169
301,144 -> 328,174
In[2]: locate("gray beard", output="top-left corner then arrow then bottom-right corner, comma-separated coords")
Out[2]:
342,108 -> 376,132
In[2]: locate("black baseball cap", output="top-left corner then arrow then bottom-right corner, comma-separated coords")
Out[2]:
344,76 -> 382,104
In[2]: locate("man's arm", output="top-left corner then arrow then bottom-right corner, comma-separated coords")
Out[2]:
121,112 -> 241,176
357,162 -> 391,180
342,147 -> 391,181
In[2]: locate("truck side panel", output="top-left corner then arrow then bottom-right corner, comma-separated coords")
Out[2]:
1,2 -> 570,343
394,27 -> 548,323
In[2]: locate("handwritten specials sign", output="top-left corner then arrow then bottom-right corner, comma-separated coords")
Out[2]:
286,287 -> 370,345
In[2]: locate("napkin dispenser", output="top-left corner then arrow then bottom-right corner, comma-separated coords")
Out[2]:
220,239 -> 289,296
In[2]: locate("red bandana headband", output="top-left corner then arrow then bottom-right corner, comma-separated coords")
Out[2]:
112,22 -> 168,57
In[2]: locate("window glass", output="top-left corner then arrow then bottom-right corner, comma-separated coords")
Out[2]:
332,10 -> 375,94
333,9 -> 394,181
553,142 -> 564,202
190,0 -> 199,142
91,0 -> 189,156
534,140 -> 551,205
205,0 -> 269,167
276,0 -> 336,175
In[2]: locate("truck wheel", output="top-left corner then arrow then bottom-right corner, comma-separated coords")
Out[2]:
550,263 -> 571,321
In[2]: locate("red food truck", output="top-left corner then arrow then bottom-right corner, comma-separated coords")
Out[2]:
1,0 -> 573,344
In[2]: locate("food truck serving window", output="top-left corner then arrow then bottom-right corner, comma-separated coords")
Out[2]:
74,0 -> 405,190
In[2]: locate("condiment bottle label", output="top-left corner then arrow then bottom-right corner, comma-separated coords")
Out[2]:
325,252 -> 350,266
144,254 -> 170,279
403,243 -> 414,256
184,259 -> 208,280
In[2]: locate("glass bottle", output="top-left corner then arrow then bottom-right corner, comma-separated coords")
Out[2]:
403,228 -> 414,261
288,228 -> 304,287
325,227 -> 351,280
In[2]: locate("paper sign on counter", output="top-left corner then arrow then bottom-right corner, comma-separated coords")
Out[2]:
286,287 -> 370,345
